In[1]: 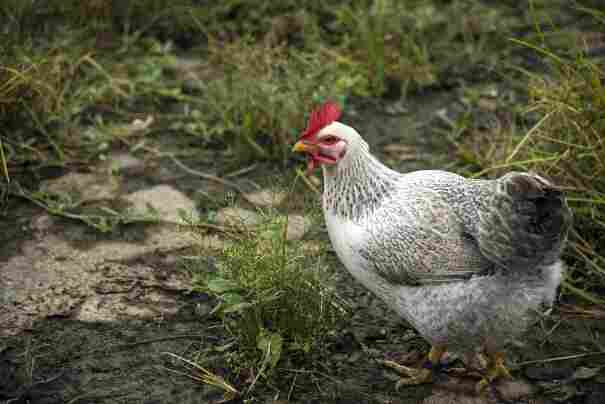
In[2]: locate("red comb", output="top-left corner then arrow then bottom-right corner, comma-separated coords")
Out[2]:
301,101 -> 342,140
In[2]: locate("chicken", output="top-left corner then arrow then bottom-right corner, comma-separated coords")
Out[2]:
292,101 -> 572,393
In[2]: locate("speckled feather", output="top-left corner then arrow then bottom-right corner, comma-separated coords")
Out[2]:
315,119 -> 572,355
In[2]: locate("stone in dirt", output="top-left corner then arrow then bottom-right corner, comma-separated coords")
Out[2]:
243,189 -> 286,208
0,189 -> 207,336
285,214 -> 311,241
423,378 -> 535,404
109,152 -> 145,174
40,172 -> 119,202
215,207 -> 262,227
125,184 -> 199,224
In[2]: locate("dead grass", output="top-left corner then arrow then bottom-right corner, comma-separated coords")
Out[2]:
447,6 -> 605,305
523,50 -> 605,305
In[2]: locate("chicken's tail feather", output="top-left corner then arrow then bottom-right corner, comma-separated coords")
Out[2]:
478,172 -> 572,270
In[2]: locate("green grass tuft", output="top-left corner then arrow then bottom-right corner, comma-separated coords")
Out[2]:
191,213 -> 346,378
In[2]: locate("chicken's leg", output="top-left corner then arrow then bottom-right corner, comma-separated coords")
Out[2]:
475,351 -> 512,394
382,345 -> 446,389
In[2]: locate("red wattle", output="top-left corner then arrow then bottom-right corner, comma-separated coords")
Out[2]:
306,158 -> 316,175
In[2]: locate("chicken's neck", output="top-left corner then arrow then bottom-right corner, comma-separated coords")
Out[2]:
322,145 -> 400,222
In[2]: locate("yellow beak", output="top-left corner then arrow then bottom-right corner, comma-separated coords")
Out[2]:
292,140 -> 311,153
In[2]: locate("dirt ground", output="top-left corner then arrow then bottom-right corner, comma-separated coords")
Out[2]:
2,91 -> 605,404
3,2 -> 605,401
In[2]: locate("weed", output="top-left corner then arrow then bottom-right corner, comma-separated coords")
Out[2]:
191,212 -> 346,382
447,6 -> 605,304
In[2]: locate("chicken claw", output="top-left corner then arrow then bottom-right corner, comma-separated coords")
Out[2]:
475,351 -> 513,394
382,345 -> 446,389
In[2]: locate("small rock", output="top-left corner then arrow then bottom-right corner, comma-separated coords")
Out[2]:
40,172 -> 118,201
477,97 -> 498,112
31,214 -> 54,232
494,380 -> 533,400
125,185 -> 199,223
244,189 -> 286,208
525,365 -> 574,381
215,207 -> 262,227
110,152 -> 145,174
286,215 -> 311,241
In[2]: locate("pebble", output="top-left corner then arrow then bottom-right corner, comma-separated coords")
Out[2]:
215,207 -> 262,227
125,185 -> 199,223
244,189 -> 286,208
285,214 -> 311,241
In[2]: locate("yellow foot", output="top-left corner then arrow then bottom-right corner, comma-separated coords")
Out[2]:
475,352 -> 513,395
382,360 -> 433,389
382,345 -> 446,390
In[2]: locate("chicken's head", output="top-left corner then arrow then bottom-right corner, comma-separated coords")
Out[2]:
292,101 -> 363,175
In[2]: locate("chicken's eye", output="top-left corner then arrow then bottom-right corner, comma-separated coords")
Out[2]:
321,136 -> 339,145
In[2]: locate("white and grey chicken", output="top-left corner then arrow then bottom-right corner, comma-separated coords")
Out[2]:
292,101 -> 572,393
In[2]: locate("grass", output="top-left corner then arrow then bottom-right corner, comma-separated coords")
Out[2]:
179,37 -> 353,166
183,209 -> 346,395
446,5 -> 605,305
0,1 -> 358,177
520,43 -> 605,305
0,0 -> 562,177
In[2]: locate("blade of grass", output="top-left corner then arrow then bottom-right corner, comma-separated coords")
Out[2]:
562,280 -> 605,305
505,111 -> 553,163
0,137 -> 9,183
470,152 -> 566,178
162,352 -> 239,395
508,37 -> 566,64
